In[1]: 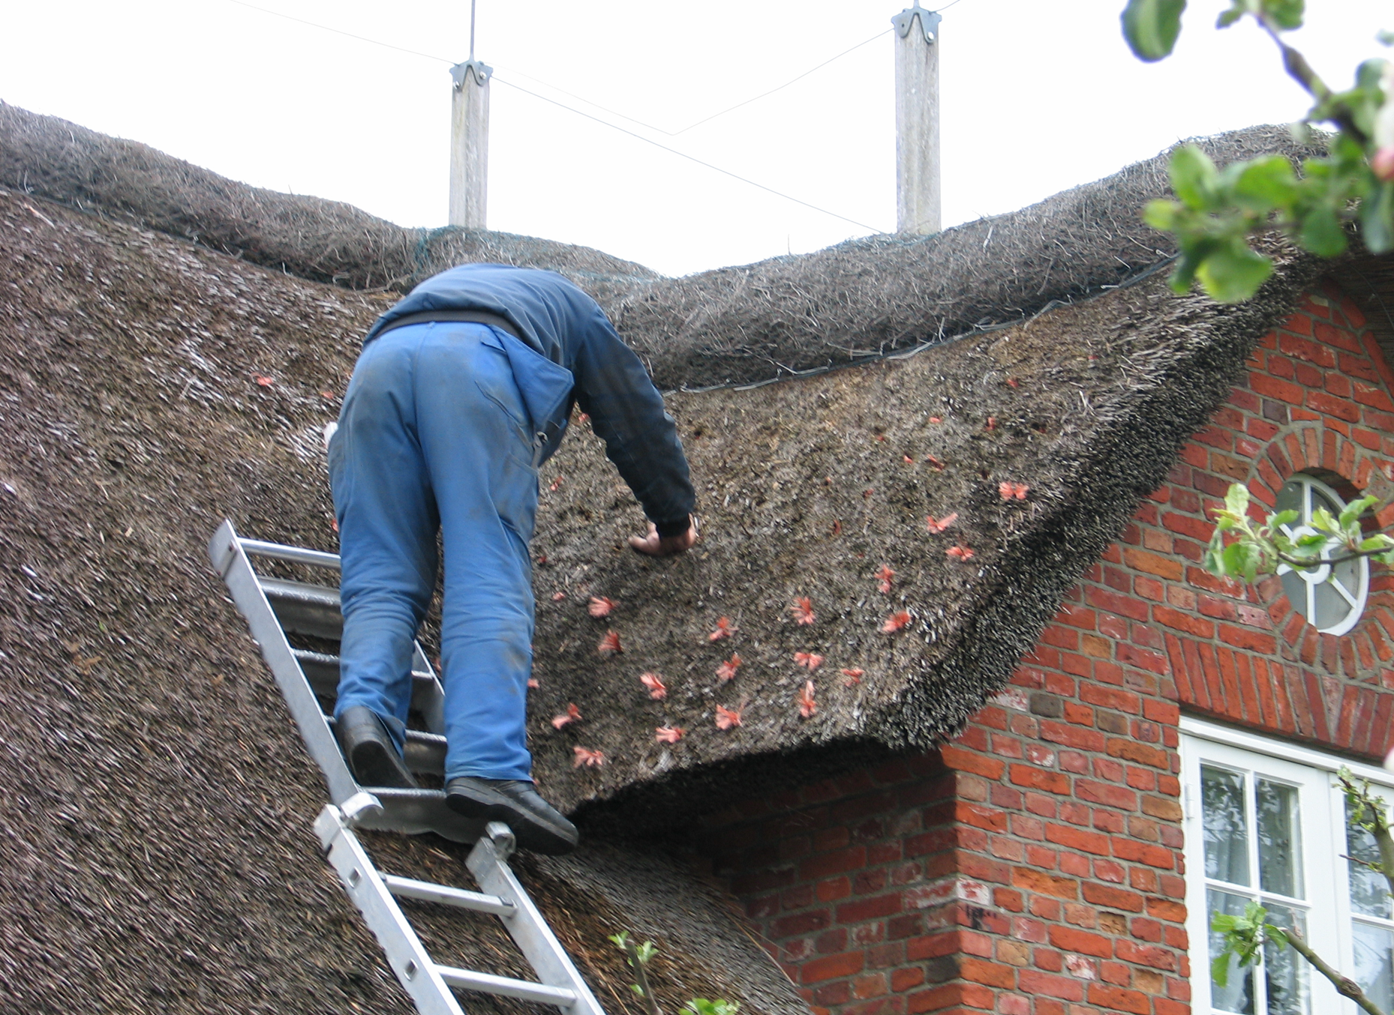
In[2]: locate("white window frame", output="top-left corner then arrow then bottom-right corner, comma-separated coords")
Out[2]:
1275,474 -> 1370,636
1182,716 -> 1394,1015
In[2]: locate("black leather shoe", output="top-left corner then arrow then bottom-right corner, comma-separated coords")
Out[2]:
336,706 -> 418,789
445,777 -> 578,855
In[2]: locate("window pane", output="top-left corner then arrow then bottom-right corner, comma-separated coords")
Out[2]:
1354,922 -> 1394,1015
1205,766 -> 1251,886
1276,482 -> 1302,514
1312,579 -> 1345,631
1256,780 -> 1302,899
1263,903 -> 1308,1015
1346,798 -> 1392,918
1209,889 -> 1256,1014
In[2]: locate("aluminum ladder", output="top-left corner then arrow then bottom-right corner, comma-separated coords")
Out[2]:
208,518 -> 606,1015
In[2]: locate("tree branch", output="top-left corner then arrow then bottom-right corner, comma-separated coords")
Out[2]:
1274,925 -> 1387,1015
1257,15 -> 1369,144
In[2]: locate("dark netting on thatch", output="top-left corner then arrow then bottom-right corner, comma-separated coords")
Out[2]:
1,102 -> 1324,389
0,109 -> 1360,1009
526,241 -> 1322,826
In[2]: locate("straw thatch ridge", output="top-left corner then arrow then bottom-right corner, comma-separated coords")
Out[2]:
1,102 -> 1324,390
0,101 -> 658,300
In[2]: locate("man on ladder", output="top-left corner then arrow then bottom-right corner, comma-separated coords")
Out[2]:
328,263 -> 696,856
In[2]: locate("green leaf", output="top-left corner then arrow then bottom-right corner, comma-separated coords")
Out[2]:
1171,144 -> 1219,209
1339,495 -> 1377,530
1196,240 -> 1275,302
1221,542 -> 1249,576
1215,0 -> 1253,29
1378,29 -> 1394,46
1122,0 -> 1187,61
1269,509 -> 1300,529
1225,484 -> 1251,517
1298,203 -> 1348,258
1259,0 -> 1303,31
1360,536 -> 1394,552
1311,507 -> 1339,533
1233,156 -> 1298,211
1144,198 -> 1180,230
1362,180 -> 1394,255
1212,952 -> 1232,987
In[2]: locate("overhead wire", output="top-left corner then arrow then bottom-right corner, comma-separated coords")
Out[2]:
220,0 -> 888,231
224,0 -> 456,64
498,29 -> 890,137
490,76 -> 880,232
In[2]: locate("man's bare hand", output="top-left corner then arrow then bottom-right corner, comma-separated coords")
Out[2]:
628,516 -> 697,557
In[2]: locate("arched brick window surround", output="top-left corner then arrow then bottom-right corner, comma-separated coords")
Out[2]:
1243,422 -> 1394,682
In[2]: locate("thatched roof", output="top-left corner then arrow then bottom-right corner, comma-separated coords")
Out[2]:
4,102 -> 1392,1008
0,187 -> 800,1014
0,101 -> 1346,390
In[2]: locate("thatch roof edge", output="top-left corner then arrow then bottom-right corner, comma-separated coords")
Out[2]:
0,102 -> 1326,389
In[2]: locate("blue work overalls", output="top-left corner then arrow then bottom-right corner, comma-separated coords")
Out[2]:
329,265 -> 693,783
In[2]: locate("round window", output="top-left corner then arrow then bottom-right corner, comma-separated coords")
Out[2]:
1275,474 -> 1369,636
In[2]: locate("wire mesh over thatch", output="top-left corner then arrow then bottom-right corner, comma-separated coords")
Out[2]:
1,101 -> 1325,391
0,189 -> 804,1014
1,106 -> 1373,1010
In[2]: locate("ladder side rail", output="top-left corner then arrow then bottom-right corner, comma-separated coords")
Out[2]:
316,804 -> 466,1015
468,834 -> 608,1015
208,520 -> 359,805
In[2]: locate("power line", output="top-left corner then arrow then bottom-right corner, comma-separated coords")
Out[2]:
496,29 -> 889,137
220,0 -> 884,232
224,0 -> 455,64
223,0 -> 885,138
492,76 -> 880,233
666,29 -> 891,135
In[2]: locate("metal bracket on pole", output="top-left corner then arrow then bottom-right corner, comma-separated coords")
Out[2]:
451,59 -> 493,90
892,3 -> 941,44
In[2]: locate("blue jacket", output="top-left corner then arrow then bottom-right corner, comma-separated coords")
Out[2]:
365,264 -> 695,534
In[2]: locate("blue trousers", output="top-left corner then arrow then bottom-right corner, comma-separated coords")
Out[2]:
329,322 -> 553,782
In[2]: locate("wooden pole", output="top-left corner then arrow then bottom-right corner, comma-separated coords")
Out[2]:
449,59 -> 491,229
892,3 -> 941,235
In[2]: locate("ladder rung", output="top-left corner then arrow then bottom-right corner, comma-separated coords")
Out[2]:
239,537 -> 341,570
383,875 -> 515,917
433,966 -> 577,1007
260,577 -> 343,639
292,648 -> 435,697
292,648 -> 431,690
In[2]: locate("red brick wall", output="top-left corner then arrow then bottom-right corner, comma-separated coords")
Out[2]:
698,281 -> 1394,1015
1156,284 -> 1394,753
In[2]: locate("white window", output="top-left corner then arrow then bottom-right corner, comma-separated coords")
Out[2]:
1275,474 -> 1369,636
1183,719 -> 1394,1015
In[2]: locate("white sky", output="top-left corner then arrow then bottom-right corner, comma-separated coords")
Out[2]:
1,1 -> 1388,277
